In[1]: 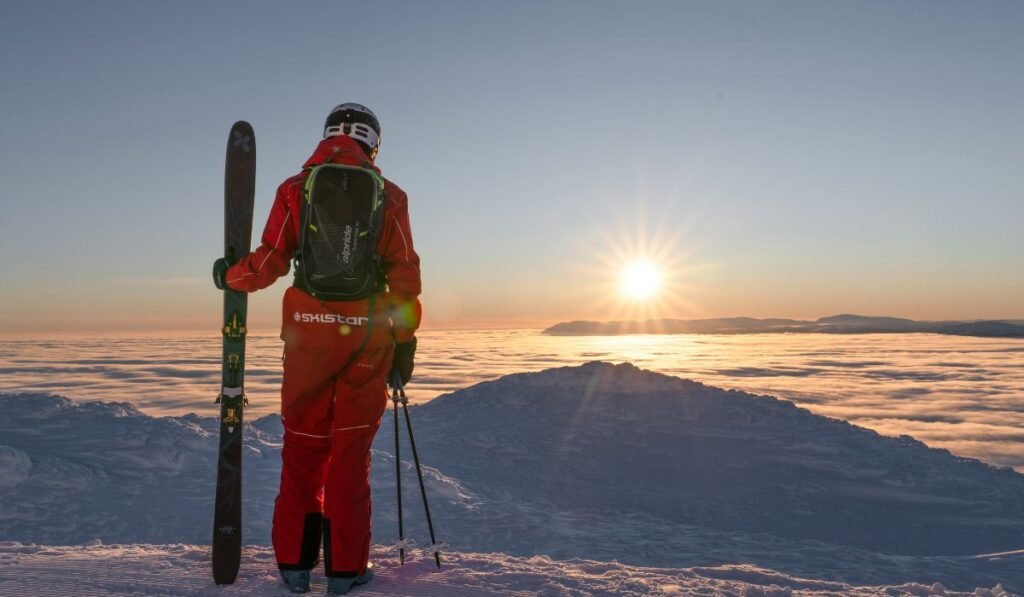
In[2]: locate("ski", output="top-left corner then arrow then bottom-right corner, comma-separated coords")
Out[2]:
212,121 -> 255,585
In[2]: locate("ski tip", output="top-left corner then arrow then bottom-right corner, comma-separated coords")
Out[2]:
227,121 -> 255,155
229,121 -> 255,142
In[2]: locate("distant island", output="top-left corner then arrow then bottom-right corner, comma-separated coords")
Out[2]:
543,314 -> 1024,338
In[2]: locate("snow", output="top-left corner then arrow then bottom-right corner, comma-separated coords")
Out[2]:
1,362 -> 1022,593
0,543 -> 1014,596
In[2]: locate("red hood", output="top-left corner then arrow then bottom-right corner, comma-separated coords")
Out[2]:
302,135 -> 379,172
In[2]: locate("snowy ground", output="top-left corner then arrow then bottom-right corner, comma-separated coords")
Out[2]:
0,543 -> 1016,596
1,362 -> 1023,593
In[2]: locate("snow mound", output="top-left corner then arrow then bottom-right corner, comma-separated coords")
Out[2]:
2,363 -> 1023,591
0,393 -> 280,546
410,362 -> 1024,556
0,543 -> 1015,596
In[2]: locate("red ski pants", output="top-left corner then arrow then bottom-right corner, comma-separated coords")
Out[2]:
272,288 -> 393,577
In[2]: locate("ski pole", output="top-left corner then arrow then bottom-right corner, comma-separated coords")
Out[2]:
390,373 -> 405,565
392,373 -> 442,569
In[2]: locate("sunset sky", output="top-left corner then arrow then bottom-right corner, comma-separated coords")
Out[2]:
1,1 -> 1022,333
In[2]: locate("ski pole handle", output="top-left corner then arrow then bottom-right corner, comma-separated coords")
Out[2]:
390,370 -> 408,406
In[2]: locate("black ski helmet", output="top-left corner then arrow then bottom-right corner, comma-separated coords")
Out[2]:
323,103 -> 381,160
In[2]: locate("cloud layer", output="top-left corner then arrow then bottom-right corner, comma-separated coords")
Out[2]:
0,331 -> 1021,470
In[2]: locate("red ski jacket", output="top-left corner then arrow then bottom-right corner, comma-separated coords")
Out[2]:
225,135 -> 422,342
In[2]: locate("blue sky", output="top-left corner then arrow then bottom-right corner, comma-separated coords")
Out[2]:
1,1 -> 1021,332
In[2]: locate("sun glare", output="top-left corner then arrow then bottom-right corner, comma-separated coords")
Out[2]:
620,262 -> 660,300
572,200 -> 705,324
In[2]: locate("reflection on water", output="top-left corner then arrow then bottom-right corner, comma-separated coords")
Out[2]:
0,330 -> 1022,471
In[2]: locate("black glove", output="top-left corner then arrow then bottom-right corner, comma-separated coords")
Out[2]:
391,338 -> 417,387
212,257 -> 231,290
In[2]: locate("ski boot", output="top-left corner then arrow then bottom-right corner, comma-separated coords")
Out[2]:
326,563 -> 374,595
279,569 -> 311,593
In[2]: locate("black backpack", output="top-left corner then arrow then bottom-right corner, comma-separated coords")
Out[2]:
294,164 -> 387,301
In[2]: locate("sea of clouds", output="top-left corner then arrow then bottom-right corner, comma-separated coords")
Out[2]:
0,330 -> 1021,470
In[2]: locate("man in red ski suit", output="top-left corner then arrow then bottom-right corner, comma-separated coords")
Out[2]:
214,103 -> 420,594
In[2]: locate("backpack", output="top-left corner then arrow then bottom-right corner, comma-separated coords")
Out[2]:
294,164 -> 387,301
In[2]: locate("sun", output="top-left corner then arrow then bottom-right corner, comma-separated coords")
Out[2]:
620,261 -> 661,300
572,204 -> 705,322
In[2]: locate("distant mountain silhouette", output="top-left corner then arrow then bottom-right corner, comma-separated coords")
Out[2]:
544,314 -> 1024,338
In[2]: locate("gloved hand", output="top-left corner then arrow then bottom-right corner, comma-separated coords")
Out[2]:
391,338 -> 417,387
212,257 -> 232,290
